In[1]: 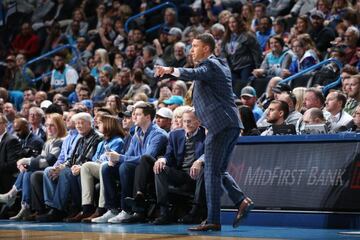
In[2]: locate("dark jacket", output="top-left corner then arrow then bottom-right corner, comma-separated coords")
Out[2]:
222,32 -> 262,72
65,129 -> 102,167
0,132 -> 21,173
164,127 -> 205,169
19,132 -> 44,158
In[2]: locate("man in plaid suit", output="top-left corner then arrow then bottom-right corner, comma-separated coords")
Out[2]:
155,33 -> 254,231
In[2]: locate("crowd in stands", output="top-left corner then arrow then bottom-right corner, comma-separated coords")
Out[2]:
0,0 -> 359,225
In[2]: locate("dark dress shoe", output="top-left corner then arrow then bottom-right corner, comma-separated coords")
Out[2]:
23,212 -> 39,221
64,211 -> 94,223
153,214 -> 171,225
233,197 -> 254,228
121,212 -> 146,223
36,209 -> 65,222
82,209 -> 103,223
188,220 -> 221,231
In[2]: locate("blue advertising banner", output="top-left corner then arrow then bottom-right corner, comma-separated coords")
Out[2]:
221,135 -> 360,211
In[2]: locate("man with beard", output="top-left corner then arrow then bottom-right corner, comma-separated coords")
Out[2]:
49,51 -> 79,97
261,100 -> 290,136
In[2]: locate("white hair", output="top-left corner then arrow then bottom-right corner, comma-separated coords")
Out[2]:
71,112 -> 92,123
29,107 -> 45,119
211,23 -> 225,33
346,26 -> 360,39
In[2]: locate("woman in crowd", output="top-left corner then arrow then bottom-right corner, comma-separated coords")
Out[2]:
251,36 -> 293,96
0,113 -> 66,220
221,13 -> 262,97
90,48 -> 113,83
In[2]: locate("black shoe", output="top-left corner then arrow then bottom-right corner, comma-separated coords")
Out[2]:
153,214 -> 171,225
122,212 -> 146,223
36,209 -> 65,222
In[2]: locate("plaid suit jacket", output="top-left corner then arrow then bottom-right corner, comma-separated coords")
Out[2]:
179,56 -> 243,134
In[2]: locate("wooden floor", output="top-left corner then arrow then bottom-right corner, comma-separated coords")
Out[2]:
0,229 -> 279,240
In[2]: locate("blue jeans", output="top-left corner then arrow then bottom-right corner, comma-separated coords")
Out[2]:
14,171 -> 33,205
43,167 -> 81,211
102,161 -> 137,212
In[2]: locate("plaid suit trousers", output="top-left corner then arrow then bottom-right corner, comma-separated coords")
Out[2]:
204,127 -> 243,224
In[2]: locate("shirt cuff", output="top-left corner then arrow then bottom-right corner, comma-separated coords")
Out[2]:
172,68 -> 180,77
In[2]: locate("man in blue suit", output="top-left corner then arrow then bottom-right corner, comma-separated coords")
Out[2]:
155,33 -> 254,231
152,107 -> 206,224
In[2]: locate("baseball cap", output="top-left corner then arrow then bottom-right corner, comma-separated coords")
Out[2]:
311,10 -> 325,19
40,100 -> 52,109
156,107 -> 173,119
168,27 -> 182,38
240,86 -> 257,97
163,95 -> 184,106
272,83 -> 291,94
81,99 -> 93,110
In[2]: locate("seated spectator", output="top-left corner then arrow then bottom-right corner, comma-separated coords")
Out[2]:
152,108 -> 206,224
13,118 -> 44,158
93,69 -> 113,103
351,105 -> 360,132
169,42 -> 187,68
94,103 -> 168,224
325,91 -> 353,132
0,113 -> 21,194
344,74 -> 360,115
123,68 -> 151,100
341,65 -> 358,96
251,36 -> 293,97
287,16 -> 309,46
297,107 -> 327,134
0,113 -> 65,221
20,101 -> 37,119
30,109 -> 80,217
261,100 -> 291,136
343,26 -> 359,66
238,105 -> 260,136
119,110 -> 135,152
172,81 -> 188,99
156,107 -> 173,132
171,105 -> 193,130
105,95 -> 123,115
90,48 -> 113,84
284,37 -> 319,86
303,88 -> 326,111
278,92 -> 303,126
109,68 -> 132,99
257,77 -> 282,110
37,113 -> 102,222
11,22 -> 40,59
29,107 -> 46,141
34,91 -> 47,107
255,16 -> 275,52
66,114 -> 125,223
163,95 -> 184,111
309,10 -> 335,58
49,51 -> 79,97
240,86 -> 263,122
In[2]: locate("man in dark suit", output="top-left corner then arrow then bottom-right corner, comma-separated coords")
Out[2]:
155,33 -> 254,231
0,114 -> 21,193
152,108 -> 206,224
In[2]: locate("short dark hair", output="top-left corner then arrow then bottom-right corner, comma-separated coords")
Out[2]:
134,102 -> 156,120
305,88 -> 325,106
332,90 -> 347,108
271,100 -> 289,119
195,33 -> 216,53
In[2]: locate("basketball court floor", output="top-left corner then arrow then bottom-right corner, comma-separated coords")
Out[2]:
0,220 -> 358,240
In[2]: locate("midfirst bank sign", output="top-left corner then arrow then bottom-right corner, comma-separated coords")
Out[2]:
221,139 -> 360,211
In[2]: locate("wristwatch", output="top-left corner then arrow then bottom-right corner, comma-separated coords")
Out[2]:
169,67 -> 174,74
